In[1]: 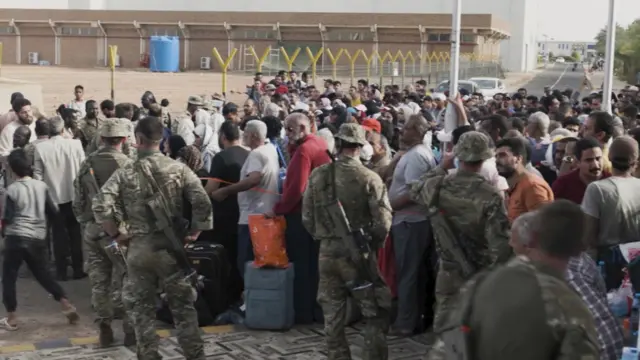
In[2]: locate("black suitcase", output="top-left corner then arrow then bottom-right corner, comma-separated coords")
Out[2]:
186,242 -> 232,319
156,242 -> 232,326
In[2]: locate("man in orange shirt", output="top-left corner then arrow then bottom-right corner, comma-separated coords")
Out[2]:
495,137 -> 554,222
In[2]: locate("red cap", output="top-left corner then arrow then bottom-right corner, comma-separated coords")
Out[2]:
361,118 -> 381,133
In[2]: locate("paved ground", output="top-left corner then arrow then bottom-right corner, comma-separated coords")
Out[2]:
520,63 -> 627,97
0,323 -> 433,359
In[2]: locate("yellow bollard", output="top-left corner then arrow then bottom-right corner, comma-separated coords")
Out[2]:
305,47 -> 324,85
108,45 -> 118,101
280,47 -> 301,72
360,50 -> 376,83
326,49 -> 345,80
248,46 -> 271,73
343,49 -> 363,86
212,47 -> 238,95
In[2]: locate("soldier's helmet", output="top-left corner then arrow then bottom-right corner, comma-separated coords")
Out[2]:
335,123 -> 367,146
454,131 -> 494,162
101,118 -> 131,138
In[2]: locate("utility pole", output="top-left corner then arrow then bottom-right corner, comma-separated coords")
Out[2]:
444,0 -> 462,137
601,0 -> 617,114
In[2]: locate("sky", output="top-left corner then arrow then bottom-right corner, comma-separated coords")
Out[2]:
538,0 -> 640,42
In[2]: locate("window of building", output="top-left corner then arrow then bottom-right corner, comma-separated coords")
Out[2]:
241,30 -> 276,40
461,34 -> 476,43
428,33 -> 452,42
60,27 -> 99,36
148,27 -> 179,37
326,30 -> 371,42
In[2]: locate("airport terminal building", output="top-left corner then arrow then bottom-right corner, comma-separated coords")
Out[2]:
0,1 -> 531,72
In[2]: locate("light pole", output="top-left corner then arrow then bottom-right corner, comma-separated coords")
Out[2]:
601,0 -> 616,114
444,0 -> 462,135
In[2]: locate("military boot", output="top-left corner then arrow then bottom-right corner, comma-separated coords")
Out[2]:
98,323 -> 114,348
123,321 -> 136,347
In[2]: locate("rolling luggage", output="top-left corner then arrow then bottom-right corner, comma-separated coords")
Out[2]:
156,242 -> 232,326
244,262 -> 295,330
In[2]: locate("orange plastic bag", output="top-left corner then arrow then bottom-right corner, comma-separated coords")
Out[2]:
248,214 -> 289,268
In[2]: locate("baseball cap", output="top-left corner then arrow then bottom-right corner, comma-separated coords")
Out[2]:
361,118 -> 381,134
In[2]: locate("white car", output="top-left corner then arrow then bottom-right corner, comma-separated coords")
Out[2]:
433,80 -> 480,94
555,57 -> 566,63
468,77 -> 506,98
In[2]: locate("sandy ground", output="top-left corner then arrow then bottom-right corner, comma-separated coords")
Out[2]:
0,65 -> 540,347
0,64 -> 532,116
0,65 -> 260,116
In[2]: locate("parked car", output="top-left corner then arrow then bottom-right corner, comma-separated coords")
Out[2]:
433,80 -> 480,95
468,77 -> 506,98
555,57 -> 566,63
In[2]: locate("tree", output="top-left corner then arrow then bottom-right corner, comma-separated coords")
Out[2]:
594,19 -> 640,82
548,51 -> 555,59
570,51 -> 581,61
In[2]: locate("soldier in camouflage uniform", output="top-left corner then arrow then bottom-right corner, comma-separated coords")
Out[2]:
426,201 -> 599,360
302,123 -> 393,360
85,113 -> 136,159
72,118 -> 135,347
171,96 -> 203,143
76,100 -> 103,152
92,116 -> 212,360
409,131 -> 511,333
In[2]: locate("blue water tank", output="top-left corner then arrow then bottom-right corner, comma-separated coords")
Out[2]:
149,36 -> 180,72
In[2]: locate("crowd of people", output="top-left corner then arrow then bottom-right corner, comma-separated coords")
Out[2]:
0,65 -> 639,360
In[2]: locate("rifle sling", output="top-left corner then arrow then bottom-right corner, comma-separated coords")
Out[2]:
430,175 -> 475,268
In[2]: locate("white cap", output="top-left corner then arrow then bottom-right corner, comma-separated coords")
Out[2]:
293,101 -> 309,112
432,93 -> 447,101
436,130 -> 452,143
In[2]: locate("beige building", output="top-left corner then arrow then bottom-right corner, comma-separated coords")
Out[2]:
0,9 -> 509,71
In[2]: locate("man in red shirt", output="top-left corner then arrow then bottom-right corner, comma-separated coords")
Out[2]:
552,137 -> 610,204
265,112 -> 331,324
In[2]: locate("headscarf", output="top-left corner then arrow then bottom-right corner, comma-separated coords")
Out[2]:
177,145 -> 204,172
193,123 -> 220,171
168,135 -> 187,159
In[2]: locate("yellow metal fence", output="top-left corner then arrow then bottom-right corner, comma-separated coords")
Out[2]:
214,46 -> 502,93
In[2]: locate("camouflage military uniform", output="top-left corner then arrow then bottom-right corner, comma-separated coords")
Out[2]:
72,119 -> 134,346
426,256 -> 600,360
92,134 -> 213,360
302,123 -> 393,360
77,117 -> 102,152
85,119 -> 136,159
409,131 -> 511,333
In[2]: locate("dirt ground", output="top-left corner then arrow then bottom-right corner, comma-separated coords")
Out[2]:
0,65 -> 258,116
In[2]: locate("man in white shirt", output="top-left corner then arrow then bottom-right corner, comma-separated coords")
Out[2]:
0,98 -> 36,159
0,92 -> 22,135
33,116 -> 86,280
209,120 -> 279,277
67,85 -> 87,119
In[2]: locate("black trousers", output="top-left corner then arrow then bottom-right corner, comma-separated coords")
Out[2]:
284,212 -> 322,324
3,236 -> 66,312
51,202 -> 84,276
